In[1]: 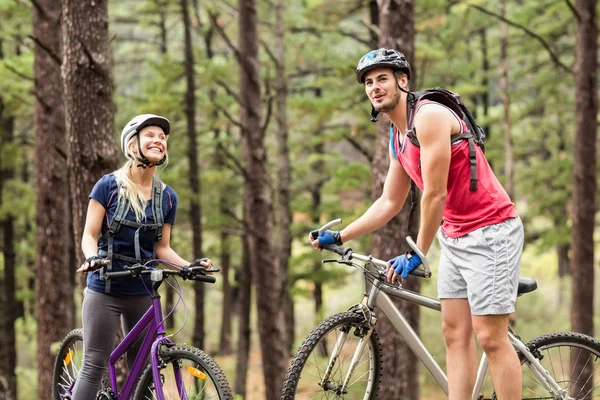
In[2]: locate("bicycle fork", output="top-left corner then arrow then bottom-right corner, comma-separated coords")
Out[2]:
320,324 -> 375,395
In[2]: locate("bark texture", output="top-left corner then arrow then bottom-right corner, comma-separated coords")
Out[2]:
571,0 -> 597,396
371,1 -> 420,399
238,0 -> 287,397
33,2 -> 71,399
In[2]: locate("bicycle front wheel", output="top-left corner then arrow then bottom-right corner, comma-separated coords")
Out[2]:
481,332 -> 600,399
52,329 -> 84,400
281,311 -> 382,400
133,344 -> 233,400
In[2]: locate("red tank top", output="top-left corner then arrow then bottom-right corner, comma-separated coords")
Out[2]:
392,100 -> 518,238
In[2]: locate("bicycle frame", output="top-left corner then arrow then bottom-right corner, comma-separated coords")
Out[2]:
106,283 -> 181,400
327,254 -> 569,400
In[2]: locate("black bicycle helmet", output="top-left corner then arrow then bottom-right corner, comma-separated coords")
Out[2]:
356,48 -> 411,83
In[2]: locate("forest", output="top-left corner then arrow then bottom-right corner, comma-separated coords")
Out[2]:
0,0 -> 598,399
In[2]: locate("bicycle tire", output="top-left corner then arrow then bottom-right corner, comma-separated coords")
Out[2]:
132,344 -> 233,400
481,332 -> 600,399
52,329 -> 84,400
281,311 -> 382,400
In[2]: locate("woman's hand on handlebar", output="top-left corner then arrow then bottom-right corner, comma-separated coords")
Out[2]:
77,255 -> 110,273
189,258 -> 215,274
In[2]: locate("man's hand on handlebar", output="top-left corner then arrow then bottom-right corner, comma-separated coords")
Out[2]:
386,251 -> 422,284
308,229 -> 342,251
77,255 -> 110,273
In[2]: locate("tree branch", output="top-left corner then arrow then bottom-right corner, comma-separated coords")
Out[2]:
261,83 -> 274,137
215,78 -> 246,109
223,208 -> 246,228
337,28 -> 371,48
206,11 -> 242,66
289,25 -> 370,47
260,39 -> 279,69
4,63 -> 34,82
211,100 -> 244,130
216,141 -> 247,178
466,2 -> 572,74
564,0 -> 580,21
27,35 -> 62,65
33,91 -> 52,112
288,67 -> 335,79
344,134 -> 373,162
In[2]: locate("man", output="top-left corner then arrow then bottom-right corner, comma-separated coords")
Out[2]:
310,48 -> 524,399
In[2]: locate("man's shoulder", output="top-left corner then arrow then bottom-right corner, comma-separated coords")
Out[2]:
414,101 -> 455,120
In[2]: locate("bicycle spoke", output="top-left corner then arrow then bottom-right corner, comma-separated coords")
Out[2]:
282,313 -> 380,400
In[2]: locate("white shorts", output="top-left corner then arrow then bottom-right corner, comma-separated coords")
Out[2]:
437,217 -> 524,315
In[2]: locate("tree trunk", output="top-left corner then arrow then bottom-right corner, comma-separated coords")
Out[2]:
571,0 -> 597,396
274,0 -> 294,355
180,0 -> 205,350
0,126 -> 16,399
310,138 -> 325,330
311,176 -> 324,326
368,0 -> 379,48
33,2 -> 70,399
155,0 -> 176,331
218,228 -> 233,354
62,0 -> 119,277
206,34 -> 235,355
238,0 -> 287,398
372,1 -> 420,399
557,242 -> 570,277
479,29 -> 490,140
499,0 -> 514,199
234,233 -> 252,398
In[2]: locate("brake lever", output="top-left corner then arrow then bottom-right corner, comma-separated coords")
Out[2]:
125,263 -> 145,277
322,258 -> 352,266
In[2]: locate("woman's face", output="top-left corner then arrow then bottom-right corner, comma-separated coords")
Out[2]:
131,126 -> 168,162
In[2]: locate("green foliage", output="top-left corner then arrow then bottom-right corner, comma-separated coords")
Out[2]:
3,0 -> 599,395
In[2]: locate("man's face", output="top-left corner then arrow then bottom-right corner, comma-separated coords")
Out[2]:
364,68 -> 404,113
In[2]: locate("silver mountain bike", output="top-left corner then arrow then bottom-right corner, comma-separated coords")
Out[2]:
281,219 -> 600,400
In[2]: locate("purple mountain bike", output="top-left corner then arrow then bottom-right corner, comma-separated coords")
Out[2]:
52,261 -> 233,400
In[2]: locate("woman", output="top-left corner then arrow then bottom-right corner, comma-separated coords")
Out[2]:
72,114 -> 211,399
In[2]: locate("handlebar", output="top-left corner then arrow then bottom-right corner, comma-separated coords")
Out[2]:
104,262 -> 218,284
317,219 -> 432,279
321,243 -> 430,278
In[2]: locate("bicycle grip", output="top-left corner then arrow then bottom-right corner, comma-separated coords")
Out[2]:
409,268 -> 430,278
104,271 -> 133,279
322,244 -> 345,255
192,275 -> 216,284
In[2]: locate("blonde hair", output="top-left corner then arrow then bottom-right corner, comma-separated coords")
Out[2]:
113,136 -> 168,222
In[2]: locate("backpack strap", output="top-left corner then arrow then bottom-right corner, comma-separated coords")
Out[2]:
405,91 -> 479,191
389,123 -> 419,233
99,186 -> 130,293
151,177 -> 164,256
390,123 -> 399,161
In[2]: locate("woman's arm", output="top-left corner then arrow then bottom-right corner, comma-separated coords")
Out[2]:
78,199 -> 110,272
155,224 -> 213,269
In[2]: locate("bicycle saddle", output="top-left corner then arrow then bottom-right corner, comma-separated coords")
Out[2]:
517,278 -> 537,296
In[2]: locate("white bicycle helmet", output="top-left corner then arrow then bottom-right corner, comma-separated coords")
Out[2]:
120,114 -> 170,167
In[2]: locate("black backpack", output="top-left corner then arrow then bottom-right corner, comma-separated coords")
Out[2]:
393,87 -> 486,191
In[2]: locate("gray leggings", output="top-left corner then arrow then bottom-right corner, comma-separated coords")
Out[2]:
71,288 -> 152,400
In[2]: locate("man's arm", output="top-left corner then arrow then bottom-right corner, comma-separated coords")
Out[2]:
413,104 -> 455,254
338,145 -> 412,243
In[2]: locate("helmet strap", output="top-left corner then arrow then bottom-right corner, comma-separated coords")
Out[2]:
370,80 -> 412,123
370,106 -> 379,123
